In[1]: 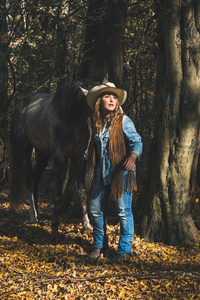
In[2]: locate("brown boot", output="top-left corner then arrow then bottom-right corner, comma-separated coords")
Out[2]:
109,253 -> 130,265
88,248 -> 105,260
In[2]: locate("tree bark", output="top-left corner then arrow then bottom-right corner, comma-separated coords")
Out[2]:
0,0 -> 9,185
0,0 -> 8,111
55,1 -> 67,88
81,0 -> 128,86
137,0 -> 200,245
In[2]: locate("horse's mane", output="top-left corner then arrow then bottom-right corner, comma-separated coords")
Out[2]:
51,79 -> 97,123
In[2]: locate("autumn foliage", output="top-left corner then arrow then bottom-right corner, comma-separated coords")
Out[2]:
0,186 -> 200,299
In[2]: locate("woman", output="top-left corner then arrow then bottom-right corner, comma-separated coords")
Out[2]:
87,82 -> 143,264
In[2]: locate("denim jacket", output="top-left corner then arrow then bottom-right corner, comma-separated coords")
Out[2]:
93,115 -> 143,186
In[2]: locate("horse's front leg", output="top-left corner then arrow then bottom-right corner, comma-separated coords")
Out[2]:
29,192 -> 38,223
23,148 -> 38,223
77,182 -> 91,231
76,160 -> 91,231
27,176 -> 38,223
51,157 -> 63,234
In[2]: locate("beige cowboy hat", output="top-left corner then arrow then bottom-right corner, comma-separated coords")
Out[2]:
87,82 -> 127,110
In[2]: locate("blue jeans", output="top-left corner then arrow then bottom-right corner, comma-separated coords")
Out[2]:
89,172 -> 134,254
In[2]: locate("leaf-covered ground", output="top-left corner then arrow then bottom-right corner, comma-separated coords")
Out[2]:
0,185 -> 200,300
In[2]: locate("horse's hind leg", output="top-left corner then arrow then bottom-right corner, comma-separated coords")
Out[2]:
23,145 -> 37,223
51,156 -> 64,234
30,150 -> 49,222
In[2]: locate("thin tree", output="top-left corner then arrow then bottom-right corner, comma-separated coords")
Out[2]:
0,0 -> 9,185
0,0 -> 8,111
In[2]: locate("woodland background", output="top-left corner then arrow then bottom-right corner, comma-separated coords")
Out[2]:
0,0 -> 200,298
0,0 -> 155,184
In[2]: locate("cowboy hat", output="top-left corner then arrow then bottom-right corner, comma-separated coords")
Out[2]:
87,82 -> 127,110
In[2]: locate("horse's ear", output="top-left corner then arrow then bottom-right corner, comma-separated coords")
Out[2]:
102,75 -> 108,84
79,86 -> 89,96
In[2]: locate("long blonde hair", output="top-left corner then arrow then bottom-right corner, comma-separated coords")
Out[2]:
92,96 -> 122,135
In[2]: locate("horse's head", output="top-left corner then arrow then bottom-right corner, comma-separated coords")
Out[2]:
52,79 -> 97,124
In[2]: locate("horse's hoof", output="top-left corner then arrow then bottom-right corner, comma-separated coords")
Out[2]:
83,226 -> 91,233
82,216 -> 91,232
83,223 -> 92,232
51,227 -> 58,235
29,218 -> 38,224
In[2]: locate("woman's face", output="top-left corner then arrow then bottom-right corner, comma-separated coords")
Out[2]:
100,92 -> 118,116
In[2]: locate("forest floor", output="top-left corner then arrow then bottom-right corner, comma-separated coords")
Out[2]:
0,168 -> 200,299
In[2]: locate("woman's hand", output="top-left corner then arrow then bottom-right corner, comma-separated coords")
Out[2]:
123,153 -> 137,171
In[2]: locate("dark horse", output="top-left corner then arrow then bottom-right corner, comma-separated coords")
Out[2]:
9,79 -> 95,233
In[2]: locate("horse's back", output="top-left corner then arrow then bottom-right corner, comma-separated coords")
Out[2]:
11,92 -> 54,154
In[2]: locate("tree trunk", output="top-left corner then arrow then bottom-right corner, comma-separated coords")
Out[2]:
0,0 -> 8,111
55,1 -> 67,88
0,0 -> 9,185
81,0 -> 128,86
137,0 -> 200,245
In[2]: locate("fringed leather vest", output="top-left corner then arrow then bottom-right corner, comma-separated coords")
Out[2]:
93,114 -> 137,200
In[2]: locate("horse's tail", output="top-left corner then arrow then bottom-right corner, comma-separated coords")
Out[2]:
9,118 -> 26,207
